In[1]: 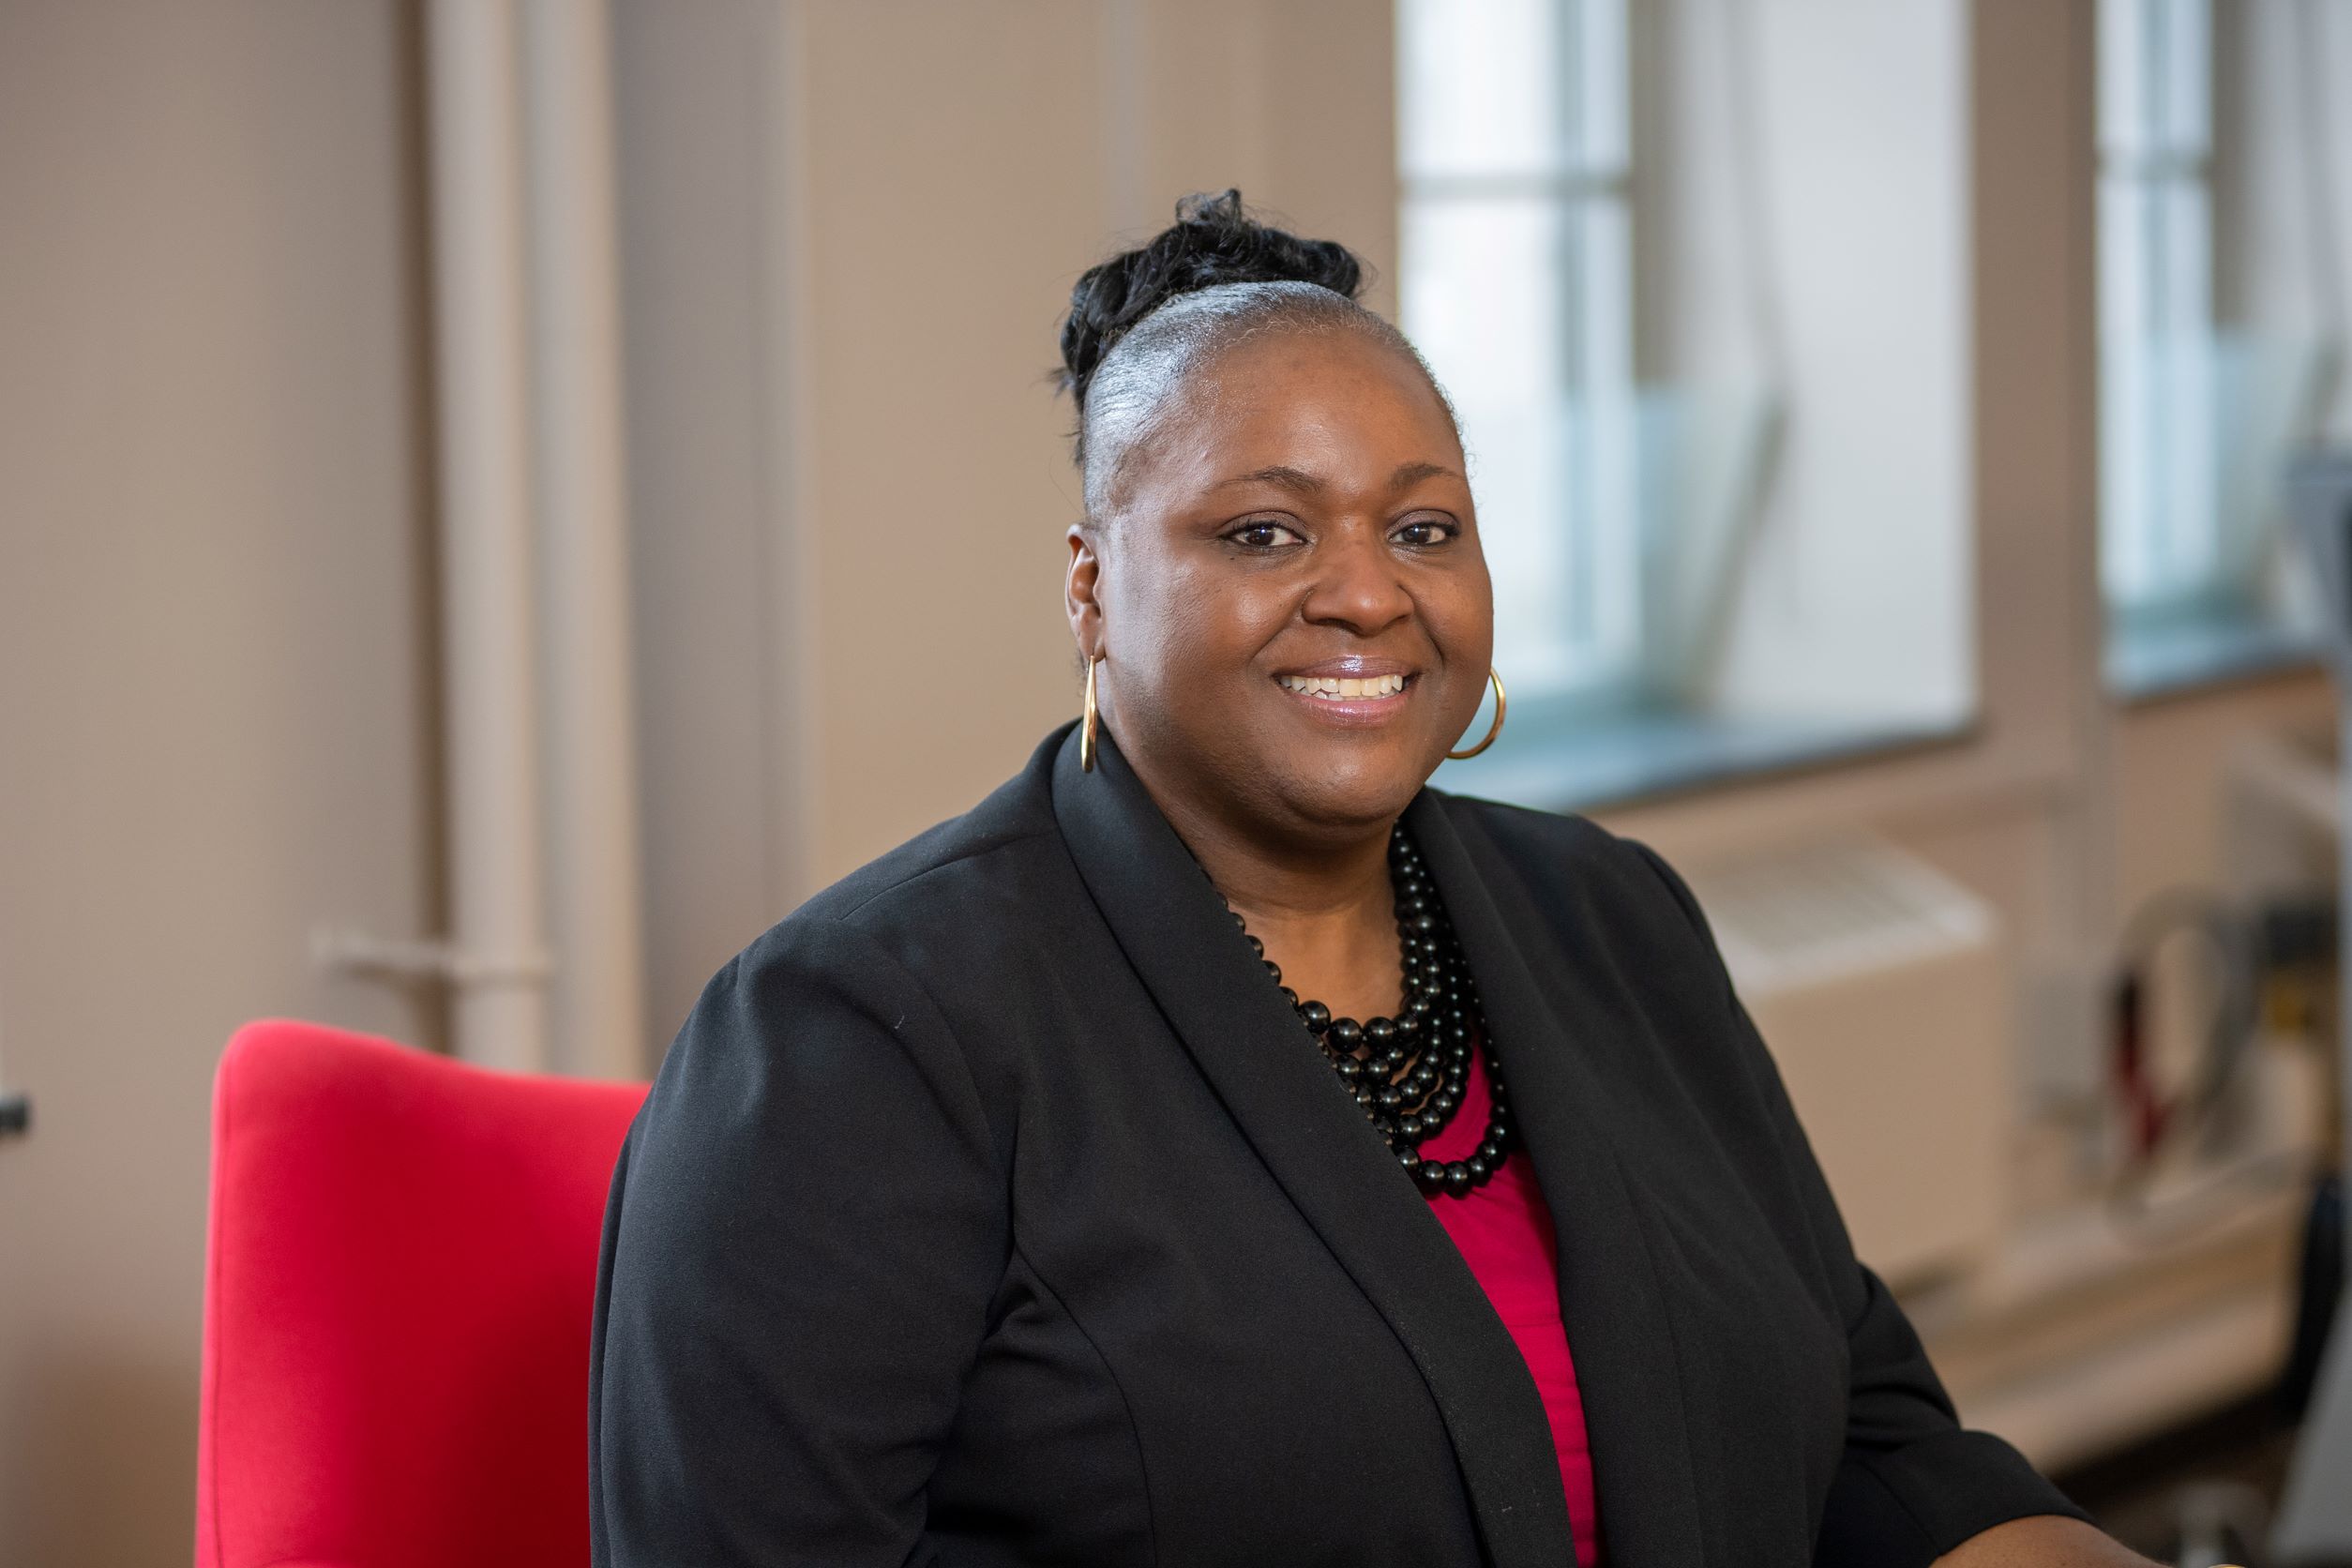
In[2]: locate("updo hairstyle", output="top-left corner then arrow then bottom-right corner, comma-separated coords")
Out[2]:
1056,189 -> 1455,518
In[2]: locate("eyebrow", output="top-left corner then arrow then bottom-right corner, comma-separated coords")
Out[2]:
1386,460 -> 1463,490
1214,460 -> 1465,495
1216,464 -> 1325,494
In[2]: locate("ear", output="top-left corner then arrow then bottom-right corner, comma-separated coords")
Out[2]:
1065,521 -> 1105,661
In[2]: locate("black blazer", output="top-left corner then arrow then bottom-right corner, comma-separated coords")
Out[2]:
590,722 -> 2088,1567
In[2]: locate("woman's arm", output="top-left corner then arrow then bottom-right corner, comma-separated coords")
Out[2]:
1627,840 -> 2147,1568
589,916 -> 1009,1565
1932,1515 -> 2166,1566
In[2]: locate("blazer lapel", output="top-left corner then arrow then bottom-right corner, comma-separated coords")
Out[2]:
1405,791 -> 1710,1568
1050,725 -> 1577,1568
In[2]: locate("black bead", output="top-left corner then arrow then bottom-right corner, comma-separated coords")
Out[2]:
1254,826 -> 1506,1200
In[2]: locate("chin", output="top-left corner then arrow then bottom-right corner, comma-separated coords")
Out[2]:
1274,748 -> 1435,832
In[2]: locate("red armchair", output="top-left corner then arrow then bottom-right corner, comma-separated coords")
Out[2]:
197,1018 -> 646,1568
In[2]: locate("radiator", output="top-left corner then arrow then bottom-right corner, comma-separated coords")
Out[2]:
1681,838 -> 2009,1289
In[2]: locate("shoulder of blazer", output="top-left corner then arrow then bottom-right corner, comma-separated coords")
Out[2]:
731,728 -> 1077,991
1421,786 -> 1720,972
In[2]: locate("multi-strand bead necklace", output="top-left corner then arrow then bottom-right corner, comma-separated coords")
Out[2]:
1220,826 -> 1513,1198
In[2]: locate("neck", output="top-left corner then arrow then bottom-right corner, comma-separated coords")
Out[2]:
1132,760 -> 1406,1026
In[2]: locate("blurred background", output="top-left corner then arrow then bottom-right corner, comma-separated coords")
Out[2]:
5,0 -> 2352,1562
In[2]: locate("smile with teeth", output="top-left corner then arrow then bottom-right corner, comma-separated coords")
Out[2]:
1277,673 -> 1410,700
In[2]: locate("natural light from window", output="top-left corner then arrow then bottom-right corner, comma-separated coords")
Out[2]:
1397,0 -> 1637,714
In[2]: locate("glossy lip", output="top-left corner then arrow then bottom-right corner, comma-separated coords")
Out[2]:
1269,655 -> 1422,728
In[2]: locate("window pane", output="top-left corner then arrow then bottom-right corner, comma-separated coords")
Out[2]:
1405,191 -> 1640,694
2099,0 -> 2209,158
1566,198 -> 1639,668
1398,0 -> 1565,181
2098,0 -> 2221,620
1400,0 -> 1640,702
1405,194 -> 1577,685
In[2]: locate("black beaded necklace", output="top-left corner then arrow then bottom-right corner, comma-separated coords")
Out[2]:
1221,826 -> 1514,1198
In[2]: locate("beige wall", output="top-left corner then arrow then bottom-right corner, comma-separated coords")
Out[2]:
0,3 -> 438,1563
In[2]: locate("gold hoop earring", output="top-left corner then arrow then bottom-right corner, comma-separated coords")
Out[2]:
1445,669 -> 1507,760
1080,656 -> 1101,772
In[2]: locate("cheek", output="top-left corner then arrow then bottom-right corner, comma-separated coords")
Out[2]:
1138,561 -> 1292,669
1417,569 -> 1495,673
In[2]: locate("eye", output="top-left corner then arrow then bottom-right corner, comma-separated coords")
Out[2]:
1226,517 -> 1306,550
1393,515 -> 1460,547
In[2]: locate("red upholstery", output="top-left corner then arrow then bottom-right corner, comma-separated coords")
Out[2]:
197,1018 -> 646,1568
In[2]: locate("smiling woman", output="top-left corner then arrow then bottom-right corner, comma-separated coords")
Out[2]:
587,193 -> 2153,1568
1063,193 -> 1494,856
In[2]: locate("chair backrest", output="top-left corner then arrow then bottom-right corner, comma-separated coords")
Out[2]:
197,1018 -> 647,1568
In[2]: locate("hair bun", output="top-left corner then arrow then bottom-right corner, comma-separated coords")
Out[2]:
1059,189 -> 1364,407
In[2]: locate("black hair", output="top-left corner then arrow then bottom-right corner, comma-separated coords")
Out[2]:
1053,190 -> 1453,517
1057,189 -> 1364,411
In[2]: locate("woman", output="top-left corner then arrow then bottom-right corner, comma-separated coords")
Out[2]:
591,193 -> 2156,1567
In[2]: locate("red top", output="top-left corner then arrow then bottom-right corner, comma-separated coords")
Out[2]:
1420,1045 -> 1605,1567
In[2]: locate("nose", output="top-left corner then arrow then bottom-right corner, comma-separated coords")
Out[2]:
1299,520 -> 1412,637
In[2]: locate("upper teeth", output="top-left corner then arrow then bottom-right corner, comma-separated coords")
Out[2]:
1279,673 -> 1408,699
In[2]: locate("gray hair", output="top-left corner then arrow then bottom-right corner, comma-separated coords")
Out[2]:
1075,281 -> 1455,520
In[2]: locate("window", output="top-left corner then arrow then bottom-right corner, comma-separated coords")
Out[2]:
1397,0 -> 1637,713
1399,1 -> 1981,807
2095,0 -> 2342,693
2098,0 -> 2223,621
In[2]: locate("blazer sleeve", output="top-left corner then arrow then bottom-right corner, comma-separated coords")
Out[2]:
1624,840 -> 2096,1566
588,915 -> 1010,1568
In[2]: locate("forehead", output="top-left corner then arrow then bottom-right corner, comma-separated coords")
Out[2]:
1134,329 -> 1463,500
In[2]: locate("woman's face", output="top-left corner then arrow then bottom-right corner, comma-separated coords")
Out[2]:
1067,326 -> 1493,846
